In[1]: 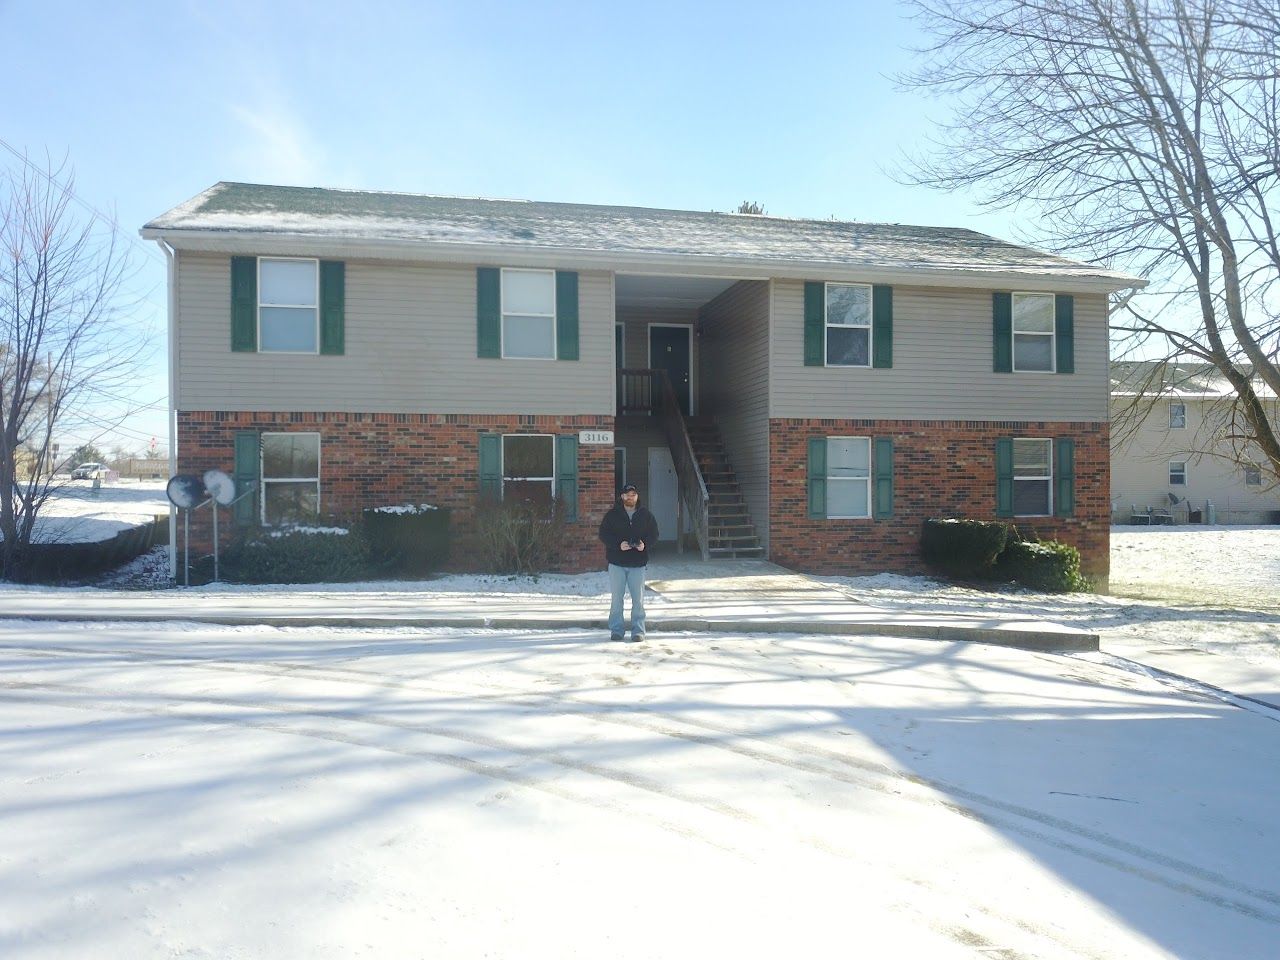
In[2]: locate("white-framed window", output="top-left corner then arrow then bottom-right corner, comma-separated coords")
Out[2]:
261,432 -> 320,525
825,283 -> 872,367
826,437 -> 872,518
1169,402 -> 1186,429
1244,464 -> 1262,486
503,434 -> 555,505
259,258 -> 319,353
1169,461 -> 1188,486
1013,438 -> 1053,516
1012,292 -> 1055,372
501,268 -> 556,359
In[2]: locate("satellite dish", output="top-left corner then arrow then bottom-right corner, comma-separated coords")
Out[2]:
166,474 -> 208,509
204,469 -> 236,506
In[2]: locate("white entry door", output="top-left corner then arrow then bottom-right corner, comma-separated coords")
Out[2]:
647,447 -> 677,542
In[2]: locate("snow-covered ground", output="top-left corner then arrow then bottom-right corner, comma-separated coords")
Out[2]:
1109,524 -> 1280,608
1,618 -> 1277,959
24,477 -> 168,544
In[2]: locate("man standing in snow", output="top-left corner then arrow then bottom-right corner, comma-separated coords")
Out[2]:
598,483 -> 659,643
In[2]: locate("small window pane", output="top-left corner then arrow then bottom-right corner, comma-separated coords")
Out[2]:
504,315 -> 555,358
264,481 -> 319,524
1012,439 -> 1050,475
828,480 -> 870,518
503,479 -> 554,506
1013,479 -> 1050,515
1014,334 -> 1053,371
827,438 -> 870,478
504,435 -> 553,478
260,307 -> 318,351
1170,403 -> 1186,428
827,327 -> 869,366
260,260 -> 317,306
502,270 -> 554,315
1013,294 -> 1054,333
1169,462 -> 1187,485
1245,465 -> 1262,486
262,434 -> 319,478
826,284 -> 870,327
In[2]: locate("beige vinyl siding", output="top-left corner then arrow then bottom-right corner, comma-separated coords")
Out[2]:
770,280 -> 1110,421
698,280 -> 771,550
175,252 -> 614,414
1111,396 -> 1280,523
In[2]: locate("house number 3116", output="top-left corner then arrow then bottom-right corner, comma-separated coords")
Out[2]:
579,430 -> 614,445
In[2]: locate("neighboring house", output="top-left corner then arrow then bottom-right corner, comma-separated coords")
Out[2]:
1112,362 -> 1280,524
142,183 -> 1142,578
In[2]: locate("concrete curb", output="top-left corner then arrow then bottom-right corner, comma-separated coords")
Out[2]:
7,611 -> 1100,652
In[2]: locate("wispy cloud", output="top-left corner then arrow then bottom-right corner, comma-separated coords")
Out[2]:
226,100 -> 328,186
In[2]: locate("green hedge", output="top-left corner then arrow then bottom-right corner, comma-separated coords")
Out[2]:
362,505 -> 451,575
223,526 -> 372,584
920,518 -> 1010,577
997,538 -> 1088,592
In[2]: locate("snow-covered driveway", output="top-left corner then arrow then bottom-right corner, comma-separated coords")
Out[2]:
1,620 -> 1277,959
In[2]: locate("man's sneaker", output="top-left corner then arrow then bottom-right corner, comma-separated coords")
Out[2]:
609,633 -> 624,642
626,633 -> 644,643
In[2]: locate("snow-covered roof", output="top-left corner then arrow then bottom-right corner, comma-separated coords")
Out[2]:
142,182 -> 1143,290
1111,360 -> 1277,399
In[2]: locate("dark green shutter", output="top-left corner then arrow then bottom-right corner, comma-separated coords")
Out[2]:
478,433 -> 502,499
995,437 -> 1014,517
804,282 -> 825,366
319,261 -> 345,355
1055,294 -> 1074,374
231,257 -> 257,352
873,437 -> 894,519
807,438 -> 827,519
993,292 -> 1012,373
872,285 -> 893,369
233,431 -> 259,525
556,271 -> 579,361
556,435 -> 579,520
477,268 -> 501,358
1055,438 -> 1075,517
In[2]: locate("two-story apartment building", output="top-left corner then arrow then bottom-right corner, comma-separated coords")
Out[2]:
143,183 -> 1143,579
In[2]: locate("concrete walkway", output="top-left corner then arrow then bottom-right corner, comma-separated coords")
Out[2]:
0,558 -> 1096,651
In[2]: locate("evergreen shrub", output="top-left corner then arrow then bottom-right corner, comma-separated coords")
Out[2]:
997,538 -> 1088,592
920,518 -> 1010,577
362,504 -> 451,575
223,525 -> 372,583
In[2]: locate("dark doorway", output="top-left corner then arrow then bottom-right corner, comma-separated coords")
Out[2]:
649,325 -> 692,416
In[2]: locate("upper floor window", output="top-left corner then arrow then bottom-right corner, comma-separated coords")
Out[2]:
1013,438 -> 1053,515
826,437 -> 872,518
502,269 -> 556,359
1244,464 -> 1262,486
259,258 -> 319,352
261,432 -> 320,524
1012,293 -> 1055,372
1169,402 -> 1186,429
825,283 -> 872,367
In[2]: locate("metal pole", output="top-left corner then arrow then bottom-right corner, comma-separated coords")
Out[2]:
183,509 -> 190,587
212,501 -> 219,583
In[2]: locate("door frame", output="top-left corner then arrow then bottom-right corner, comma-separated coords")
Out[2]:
647,322 -> 695,415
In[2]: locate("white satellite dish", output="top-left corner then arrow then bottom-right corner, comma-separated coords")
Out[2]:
204,469 -> 237,506
166,474 -> 207,509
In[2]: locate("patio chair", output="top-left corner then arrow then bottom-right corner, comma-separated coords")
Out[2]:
1151,497 -> 1174,524
1129,503 -> 1152,525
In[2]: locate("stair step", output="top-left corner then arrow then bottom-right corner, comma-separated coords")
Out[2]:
708,546 -> 765,558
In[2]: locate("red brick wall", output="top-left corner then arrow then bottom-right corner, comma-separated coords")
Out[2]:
769,418 -> 1110,579
177,411 -> 615,573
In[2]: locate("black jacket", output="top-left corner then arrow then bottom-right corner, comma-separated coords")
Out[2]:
598,504 -> 660,567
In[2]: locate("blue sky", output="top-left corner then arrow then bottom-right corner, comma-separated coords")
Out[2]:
3,0 -> 1027,456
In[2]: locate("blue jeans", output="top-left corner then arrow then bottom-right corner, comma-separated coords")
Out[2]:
608,563 -> 647,636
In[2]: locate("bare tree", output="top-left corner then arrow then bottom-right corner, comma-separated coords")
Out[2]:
0,158 -> 143,579
901,0 -> 1280,480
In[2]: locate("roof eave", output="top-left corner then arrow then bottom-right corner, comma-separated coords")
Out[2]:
138,226 -> 1146,293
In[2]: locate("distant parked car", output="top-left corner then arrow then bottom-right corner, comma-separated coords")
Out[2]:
71,462 -> 104,480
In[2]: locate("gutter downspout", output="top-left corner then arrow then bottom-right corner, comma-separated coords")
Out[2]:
156,239 -> 178,581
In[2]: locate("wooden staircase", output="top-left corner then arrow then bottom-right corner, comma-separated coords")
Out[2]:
685,418 -> 764,558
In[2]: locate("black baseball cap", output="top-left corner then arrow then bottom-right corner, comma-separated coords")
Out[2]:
620,483 -> 638,494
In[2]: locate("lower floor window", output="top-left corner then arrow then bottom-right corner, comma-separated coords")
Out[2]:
261,432 -> 320,524
1169,461 -> 1187,486
504,434 -> 554,505
827,437 -> 871,518
1245,464 -> 1262,486
1013,438 -> 1052,516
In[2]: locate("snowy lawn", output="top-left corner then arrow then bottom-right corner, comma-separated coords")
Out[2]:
1,619 -> 1277,959
1109,524 -> 1280,608
23,478 -> 168,545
